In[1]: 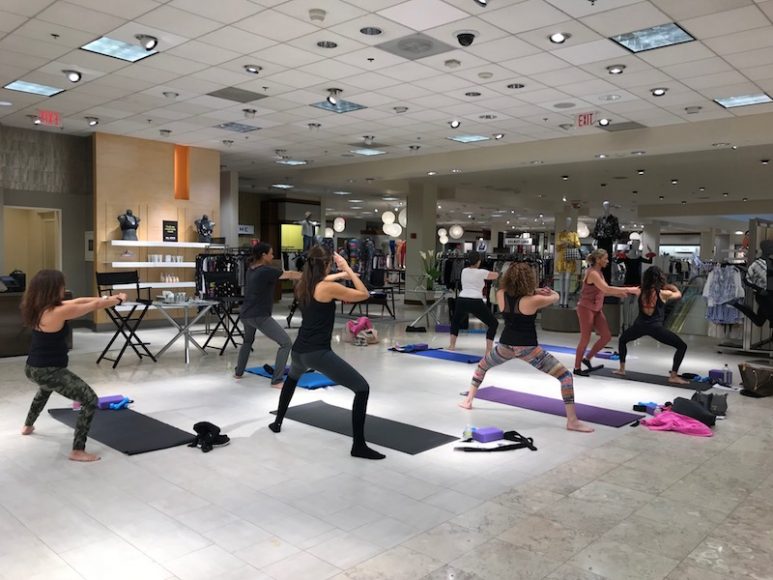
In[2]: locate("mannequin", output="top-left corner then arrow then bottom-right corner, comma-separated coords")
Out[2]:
300,211 -> 318,252
195,215 -> 215,243
556,216 -> 581,307
616,239 -> 653,329
117,209 -> 140,241
592,201 -> 622,284
731,239 -> 773,326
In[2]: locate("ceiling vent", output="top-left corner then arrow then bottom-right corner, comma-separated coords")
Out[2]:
375,33 -> 455,60
206,87 -> 267,103
598,121 -> 647,132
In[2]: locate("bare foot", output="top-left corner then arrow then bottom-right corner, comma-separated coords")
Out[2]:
458,400 -> 472,410
613,370 -> 626,376
447,345 -> 456,351
271,382 -> 284,390
68,450 -> 100,462
233,374 -> 243,380
567,420 -> 595,433
21,425 -> 34,435
668,376 -> 689,385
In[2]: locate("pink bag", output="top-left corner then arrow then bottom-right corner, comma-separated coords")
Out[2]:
345,316 -> 372,341
640,409 -> 712,437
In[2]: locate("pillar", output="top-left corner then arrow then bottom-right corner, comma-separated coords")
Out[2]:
700,229 -> 717,260
406,182 -> 437,300
641,222 -> 661,272
219,170 -> 239,247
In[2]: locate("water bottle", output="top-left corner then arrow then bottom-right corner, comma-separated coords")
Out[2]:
463,425 -> 472,439
723,363 -> 731,386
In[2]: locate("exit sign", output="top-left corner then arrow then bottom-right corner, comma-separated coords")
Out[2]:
38,109 -> 61,127
576,112 -> 595,128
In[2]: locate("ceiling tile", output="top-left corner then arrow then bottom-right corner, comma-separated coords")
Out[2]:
681,5 -> 768,38
500,52 -> 569,75
480,0 -> 569,34
700,81 -> 766,100
144,53 -> 210,75
263,68 -> 327,89
681,71 -> 750,91
327,14 -> 415,46
466,35 -> 542,62
581,2 -> 672,37
377,0 -> 469,32
274,0 -> 368,28
296,59 -> 364,81
66,0 -> 158,19
341,72 -> 402,91
724,46 -> 773,68
136,5 -> 224,37
517,19 -> 604,51
544,0 -> 642,18
0,34 -> 71,60
286,29 -> 367,56
703,27 -> 773,55
235,9 -> 318,41
637,42 -> 715,67
167,41 -> 242,66
650,0 -> 754,21
1,0 -> 58,18
660,57 -> 734,79
379,61 -> 442,82
413,73 -> 471,92
168,0 -> 262,23
551,38 -> 629,65
531,67 -> 597,87
419,49 -> 489,74
0,10 -> 27,33
197,27 -> 276,54
606,68 -> 672,88
36,1 -> 127,34
379,83 -> 432,99
254,44 -> 325,68
742,63 -> 773,81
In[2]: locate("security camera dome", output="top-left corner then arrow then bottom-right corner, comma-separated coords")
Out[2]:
455,30 -> 478,47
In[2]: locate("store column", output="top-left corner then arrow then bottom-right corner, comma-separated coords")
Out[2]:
700,229 -> 717,260
642,222 -> 661,270
219,170 -> 239,247
406,182 -> 437,302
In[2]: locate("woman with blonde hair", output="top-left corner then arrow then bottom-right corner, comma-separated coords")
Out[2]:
573,249 -> 639,376
459,262 -> 593,433
20,269 -> 127,462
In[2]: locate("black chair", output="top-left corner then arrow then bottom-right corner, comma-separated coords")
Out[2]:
201,272 -> 244,355
95,271 -> 155,368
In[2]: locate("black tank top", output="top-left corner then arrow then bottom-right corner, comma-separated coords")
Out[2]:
637,292 -> 665,325
499,294 -> 538,346
27,322 -> 69,368
293,296 -> 336,353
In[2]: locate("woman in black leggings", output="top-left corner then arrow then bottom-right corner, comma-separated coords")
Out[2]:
269,247 -> 385,460
449,251 -> 500,356
614,266 -> 688,385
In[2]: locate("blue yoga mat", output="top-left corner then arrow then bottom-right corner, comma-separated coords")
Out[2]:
541,344 -> 619,360
407,350 -> 482,364
245,367 -> 336,389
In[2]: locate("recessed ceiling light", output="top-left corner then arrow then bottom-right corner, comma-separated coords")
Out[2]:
714,93 -> 772,109
651,87 -> 668,97
735,230 -> 745,235
349,205 -> 363,209
465,91 -> 482,97
135,34 -> 158,51
350,149 -> 386,156
598,118 -> 610,127
271,183 -> 294,189
723,192 -> 729,197
610,23 -> 694,53
63,69 -> 82,83
383,196 -> 399,201
530,160 -> 543,165
478,71 -> 493,79
317,40 -> 338,49
659,195 -> 664,200
81,36 -> 157,62
595,153 -> 607,159
360,26 -> 382,35
159,129 -> 172,137
243,64 -> 262,74
561,175 -> 569,181
427,171 -> 437,176
671,179 -> 678,184
684,105 -> 702,114
448,135 -> 490,143
606,64 -> 626,75
712,142 -> 731,148
761,159 -> 770,165
393,106 -> 408,113
681,200 -> 686,205
549,32 -> 571,44
451,169 -> 462,173
4,80 -> 63,97
449,120 -> 461,128
409,144 -> 421,151
222,139 -> 233,147
743,197 -> 749,201
85,116 -> 99,126
242,108 -> 257,118
632,150 -> 646,156
27,114 -> 41,125
473,0 -> 487,6
493,133 -> 504,140
163,91 -> 179,99
558,123 -> 573,130
599,94 -> 622,102
507,82 -> 525,89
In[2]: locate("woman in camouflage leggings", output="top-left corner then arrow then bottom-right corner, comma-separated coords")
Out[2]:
21,270 -> 127,462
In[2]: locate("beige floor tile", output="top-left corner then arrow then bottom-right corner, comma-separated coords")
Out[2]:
418,564 -> 487,580
401,521 -> 489,563
497,513 -> 598,561
633,495 -> 727,526
544,563 -> 607,580
567,539 -> 679,580
345,545 -> 443,580
450,538 -> 560,580
665,561 -> 742,580
525,457 -> 618,495
685,536 -> 773,579
489,483 -> 565,513
449,501 -> 528,537
600,515 -> 713,560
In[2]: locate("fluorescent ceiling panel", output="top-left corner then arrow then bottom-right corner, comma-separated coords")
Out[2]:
275,159 -> 308,166
81,37 -> 158,62
610,23 -> 694,53
216,122 -> 261,133
3,80 -> 64,96
714,93 -> 772,108
447,134 -> 490,143
311,99 -> 367,114
350,149 -> 386,156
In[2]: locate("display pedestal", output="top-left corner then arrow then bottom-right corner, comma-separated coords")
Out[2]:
541,303 -> 620,336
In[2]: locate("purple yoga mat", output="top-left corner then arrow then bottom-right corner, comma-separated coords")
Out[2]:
475,386 -> 643,427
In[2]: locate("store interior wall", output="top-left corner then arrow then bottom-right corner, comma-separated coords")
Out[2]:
2,208 -> 61,278
0,126 -> 92,297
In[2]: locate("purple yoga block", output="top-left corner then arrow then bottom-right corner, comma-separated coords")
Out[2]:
472,427 -> 504,443
97,395 -> 126,409
709,369 -> 732,385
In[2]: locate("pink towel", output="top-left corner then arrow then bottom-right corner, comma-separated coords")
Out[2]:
640,409 -> 713,437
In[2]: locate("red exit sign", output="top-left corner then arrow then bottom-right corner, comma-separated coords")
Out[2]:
576,112 -> 595,128
38,109 -> 61,127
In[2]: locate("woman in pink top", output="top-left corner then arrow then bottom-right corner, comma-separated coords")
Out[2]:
573,249 -> 639,376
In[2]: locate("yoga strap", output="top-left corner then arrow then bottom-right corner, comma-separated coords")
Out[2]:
454,430 -> 537,453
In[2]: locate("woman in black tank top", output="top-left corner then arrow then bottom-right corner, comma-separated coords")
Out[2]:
20,270 -> 127,462
269,247 -> 386,460
459,263 -> 594,433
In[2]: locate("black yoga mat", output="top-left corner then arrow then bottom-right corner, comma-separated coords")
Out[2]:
593,367 -> 711,391
270,400 -> 457,454
48,408 -> 195,455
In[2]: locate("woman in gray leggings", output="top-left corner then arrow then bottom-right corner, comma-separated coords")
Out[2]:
235,243 -> 301,386
21,270 -> 127,462
269,247 -> 385,460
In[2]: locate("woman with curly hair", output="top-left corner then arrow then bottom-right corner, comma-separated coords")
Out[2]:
269,247 -> 386,459
459,262 -> 593,433
573,249 -> 639,376
614,266 -> 688,384
20,269 -> 127,462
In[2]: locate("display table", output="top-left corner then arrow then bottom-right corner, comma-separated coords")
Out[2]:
541,303 -> 621,336
152,300 -> 218,364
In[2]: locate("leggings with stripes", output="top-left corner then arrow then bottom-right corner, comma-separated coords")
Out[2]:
472,344 -> 575,404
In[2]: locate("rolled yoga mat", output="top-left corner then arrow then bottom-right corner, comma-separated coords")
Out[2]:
592,367 -> 711,391
401,350 -> 482,364
245,366 -> 336,389
270,400 -> 457,454
474,387 -> 643,427
48,408 -> 195,455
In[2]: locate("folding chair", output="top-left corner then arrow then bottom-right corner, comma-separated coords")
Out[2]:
95,271 -> 156,368
201,271 -> 244,355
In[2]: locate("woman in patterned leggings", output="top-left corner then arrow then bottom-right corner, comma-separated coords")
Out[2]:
459,263 -> 594,433
20,270 -> 127,462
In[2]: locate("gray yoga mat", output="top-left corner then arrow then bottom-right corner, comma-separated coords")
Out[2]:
593,367 -> 711,391
270,400 -> 457,454
475,387 -> 643,427
49,408 -> 195,455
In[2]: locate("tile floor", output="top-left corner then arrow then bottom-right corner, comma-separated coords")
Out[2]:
1,298 -> 772,580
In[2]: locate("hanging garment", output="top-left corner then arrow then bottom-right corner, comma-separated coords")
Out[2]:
555,230 -> 580,274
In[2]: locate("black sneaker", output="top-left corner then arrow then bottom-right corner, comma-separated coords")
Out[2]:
573,368 -> 590,377
212,434 -> 230,447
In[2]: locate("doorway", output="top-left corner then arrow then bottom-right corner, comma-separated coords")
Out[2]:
2,207 -> 62,277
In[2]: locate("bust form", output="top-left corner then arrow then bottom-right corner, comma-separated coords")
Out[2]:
117,209 -> 140,241
195,214 -> 215,243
